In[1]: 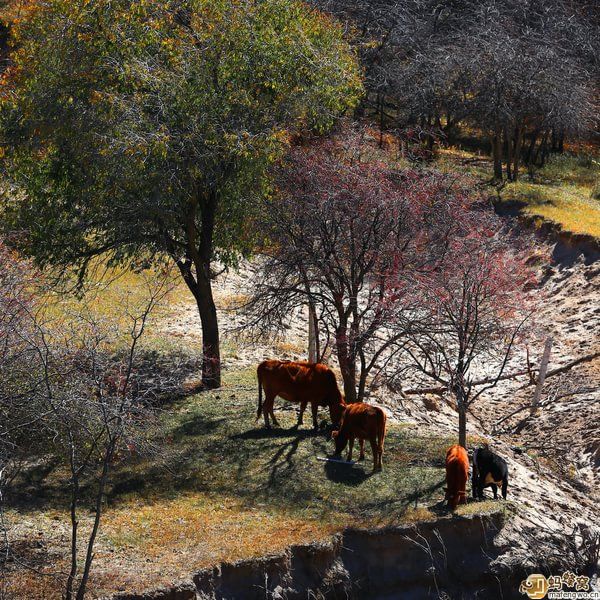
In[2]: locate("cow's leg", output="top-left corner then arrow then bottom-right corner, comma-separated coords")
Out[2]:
477,483 -> 485,500
369,438 -> 380,471
263,394 -> 276,429
296,399 -> 308,427
491,484 -> 498,500
270,405 -> 280,427
358,439 -> 365,461
472,472 -> 478,499
346,437 -> 354,462
501,478 -> 508,500
311,402 -> 319,430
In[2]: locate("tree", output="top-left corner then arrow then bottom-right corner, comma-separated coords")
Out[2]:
313,0 -> 599,179
0,0 -> 362,387
243,131 -> 470,403
0,252 -> 170,600
402,221 -> 532,448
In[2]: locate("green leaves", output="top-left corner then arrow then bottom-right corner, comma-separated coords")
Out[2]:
1,0 -> 362,274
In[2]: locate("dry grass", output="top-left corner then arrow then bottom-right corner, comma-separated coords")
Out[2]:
503,180 -> 600,238
273,339 -> 305,355
6,494 -> 337,598
455,499 -> 515,518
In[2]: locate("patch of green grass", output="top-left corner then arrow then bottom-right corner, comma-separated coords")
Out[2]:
500,153 -> 600,238
502,181 -> 600,238
8,372 -> 503,596
108,390 -> 454,526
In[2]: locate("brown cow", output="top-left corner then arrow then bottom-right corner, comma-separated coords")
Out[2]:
331,403 -> 387,471
445,444 -> 469,510
257,360 -> 346,429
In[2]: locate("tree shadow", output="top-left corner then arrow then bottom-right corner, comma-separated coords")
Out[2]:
231,426 -> 322,441
266,434 -> 307,489
323,458 -> 372,486
172,416 -> 227,437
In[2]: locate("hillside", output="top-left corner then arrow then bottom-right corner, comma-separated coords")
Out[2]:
3,238 -> 599,598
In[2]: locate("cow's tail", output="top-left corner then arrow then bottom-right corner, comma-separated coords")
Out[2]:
256,366 -> 263,421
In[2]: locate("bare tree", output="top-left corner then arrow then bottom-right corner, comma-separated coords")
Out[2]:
243,130 -> 472,403
313,0 -> 599,178
401,225 -> 533,448
0,249 -> 172,599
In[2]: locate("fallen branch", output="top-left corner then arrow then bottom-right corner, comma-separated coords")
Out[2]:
545,351 -> 600,378
403,351 -> 600,397
494,386 -> 598,430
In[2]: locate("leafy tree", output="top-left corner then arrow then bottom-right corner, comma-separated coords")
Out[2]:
0,0 -> 362,387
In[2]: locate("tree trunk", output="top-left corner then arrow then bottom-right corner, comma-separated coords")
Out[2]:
524,128 -> 539,166
504,126 -> 513,181
65,471 -> 79,600
378,94 -> 384,147
512,124 -> 524,182
195,267 -> 221,388
534,130 -> 549,167
558,130 -> 564,153
453,379 -> 468,449
175,192 -> 222,389
76,438 -> 115,600
308,303 -> 319,363
335,323 -> 357,403
492,129 -> 503,181
458,406 -> 467,450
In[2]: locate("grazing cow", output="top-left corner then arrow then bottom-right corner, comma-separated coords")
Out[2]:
472,446 -> 509,500
256,360 -> 346,429
331,403 -> 386,471
445,445 -> 469,510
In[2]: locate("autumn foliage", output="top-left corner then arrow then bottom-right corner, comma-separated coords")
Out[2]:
247,129 -> 532,441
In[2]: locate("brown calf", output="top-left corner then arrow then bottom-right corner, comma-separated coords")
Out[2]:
445,444 -> 469,510
332,403 -> 387,471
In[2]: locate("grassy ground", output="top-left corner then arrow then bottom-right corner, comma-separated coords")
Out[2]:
7,366 -> 497,598
501,153 -> 600,238
437,144 -> 600,239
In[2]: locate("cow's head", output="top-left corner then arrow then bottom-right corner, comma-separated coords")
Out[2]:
444,488 -> 467,510
331,428 -> 346,456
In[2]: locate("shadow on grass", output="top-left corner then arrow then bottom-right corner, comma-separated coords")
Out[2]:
10,389 -> 451,525
323,459 -> 372,485
232,426 -> 321,441
173,416 -> 228,437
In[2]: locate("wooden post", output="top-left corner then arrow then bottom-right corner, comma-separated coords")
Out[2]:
308,306 -> 317,363
531,337 -> 553,415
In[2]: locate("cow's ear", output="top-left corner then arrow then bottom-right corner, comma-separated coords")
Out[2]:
331,431 -> 339,439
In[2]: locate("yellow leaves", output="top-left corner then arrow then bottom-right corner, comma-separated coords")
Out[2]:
89,89 -> 103,104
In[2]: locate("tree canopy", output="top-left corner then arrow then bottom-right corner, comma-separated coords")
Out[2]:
0,0 -> 362,386
314,0 -> 599,179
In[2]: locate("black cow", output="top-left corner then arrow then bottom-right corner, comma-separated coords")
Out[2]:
472,446 -> 508,500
